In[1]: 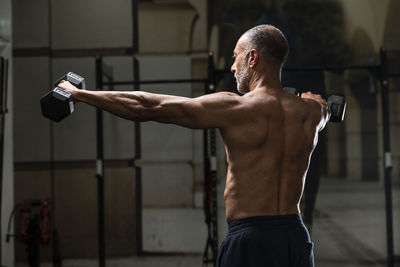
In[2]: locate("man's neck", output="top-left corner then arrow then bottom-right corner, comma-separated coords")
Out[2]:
249,70 -> 282,93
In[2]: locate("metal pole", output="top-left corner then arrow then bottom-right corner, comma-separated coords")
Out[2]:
379,47 -> 394,267
133,57 -> 143,255
95,56 -> 106,267
208,52 -> 218,266
202,75 -> 211,266
202,52 -> 219,266
132,0 -> 139,52
0,56 -> 8,266
132,0 -> 143,256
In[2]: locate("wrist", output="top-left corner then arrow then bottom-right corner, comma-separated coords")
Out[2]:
72,88 -> 86,103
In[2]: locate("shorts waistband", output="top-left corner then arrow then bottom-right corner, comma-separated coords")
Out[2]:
228,214 -> 303,234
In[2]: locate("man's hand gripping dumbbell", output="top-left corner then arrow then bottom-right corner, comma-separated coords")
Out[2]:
40,72 -> 85,122
284,87 -> 346,123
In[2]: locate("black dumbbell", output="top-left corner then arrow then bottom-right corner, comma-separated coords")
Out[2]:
40,72 -> 85,122
283,87 -> 346,123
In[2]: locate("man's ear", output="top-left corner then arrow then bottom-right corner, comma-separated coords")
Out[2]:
248,49 -> 259,68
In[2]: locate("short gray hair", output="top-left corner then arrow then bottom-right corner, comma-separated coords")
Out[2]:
243,25 -> 289,68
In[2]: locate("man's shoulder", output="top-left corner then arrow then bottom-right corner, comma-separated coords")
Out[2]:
209,91 -> 242,103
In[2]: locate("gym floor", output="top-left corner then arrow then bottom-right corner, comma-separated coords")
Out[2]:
15,178 -> 397,267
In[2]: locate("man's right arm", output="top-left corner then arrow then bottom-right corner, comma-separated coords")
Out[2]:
301,92 -> 330,131
58,80 -> 243,129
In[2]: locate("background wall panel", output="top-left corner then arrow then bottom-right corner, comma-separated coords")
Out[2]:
12,0 -> 50,48
51,0 -> 132,49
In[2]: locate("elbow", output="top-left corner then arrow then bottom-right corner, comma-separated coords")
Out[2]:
325,105 -> 331,123
131,93 -> 159,121
133,106 -> 157,122
118,101 -> 153,122
323,108 -> 330,123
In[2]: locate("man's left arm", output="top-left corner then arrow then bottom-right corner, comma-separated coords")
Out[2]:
301,91 -> 331,131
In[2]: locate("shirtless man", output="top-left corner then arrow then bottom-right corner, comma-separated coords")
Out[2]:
58,24 -> 329,267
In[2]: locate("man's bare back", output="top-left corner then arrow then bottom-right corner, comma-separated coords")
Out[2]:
221,88 -> 327,222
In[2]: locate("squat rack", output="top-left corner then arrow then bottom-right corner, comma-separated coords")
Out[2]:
284,48 -> 398,267
95,52 -> 219,267
289,48 -> 398,267
92,0 -> 219,264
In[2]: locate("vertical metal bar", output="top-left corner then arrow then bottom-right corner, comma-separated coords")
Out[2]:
0,56 -> 7,265
208,52 -> 218,266
202,79 -> 211,266
380,47 -> 394,267
95,56 -> 106,267
132,0 -> 139,52
202,52 -> 219,266
209,128 -> 217,265
133,57 -> 143,255
132,0 -> 143,256
1,58 -> 8,114
47,2 -> 62,265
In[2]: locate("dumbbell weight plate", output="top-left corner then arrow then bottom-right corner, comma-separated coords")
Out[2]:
40,88 -> 74,122
327,95 -> 346,122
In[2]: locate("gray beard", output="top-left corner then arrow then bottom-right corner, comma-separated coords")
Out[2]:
235,68 -> 251,93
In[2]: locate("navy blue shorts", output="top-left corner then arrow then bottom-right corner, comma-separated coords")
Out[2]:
217,214 -> 314,267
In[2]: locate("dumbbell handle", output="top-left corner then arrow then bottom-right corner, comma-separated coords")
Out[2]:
283,87 -> 346,123
55,72 -> 86,89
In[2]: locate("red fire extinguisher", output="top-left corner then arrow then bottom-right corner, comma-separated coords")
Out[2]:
18,202 -> 31,241
40,201 -> 51,244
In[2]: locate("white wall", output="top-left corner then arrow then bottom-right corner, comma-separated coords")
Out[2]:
0,0 -> 14,265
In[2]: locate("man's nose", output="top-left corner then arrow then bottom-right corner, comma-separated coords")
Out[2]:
231,63 -> 236,73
